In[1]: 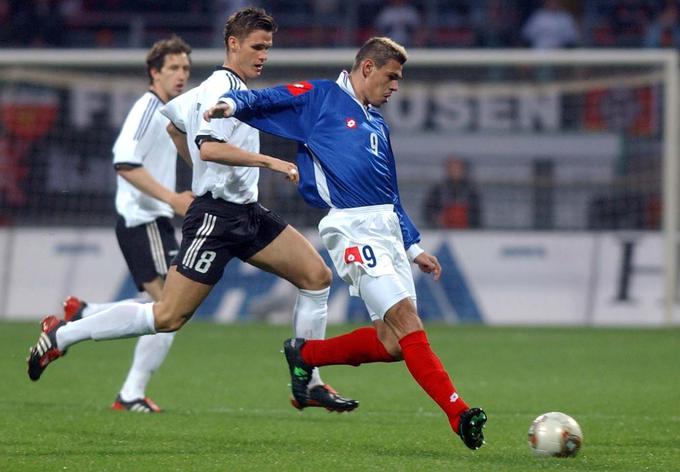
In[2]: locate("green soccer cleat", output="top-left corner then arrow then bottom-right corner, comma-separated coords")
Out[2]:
283,338 -> 313,407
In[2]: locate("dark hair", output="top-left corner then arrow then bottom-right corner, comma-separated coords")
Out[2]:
352,37 -> 408,71
146,35 -> 191,84
223,7 -> 277,47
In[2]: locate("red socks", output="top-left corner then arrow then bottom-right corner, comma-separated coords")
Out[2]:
399,330 -> 469,433
301,327 -> 396,366
299,327 -> 468,433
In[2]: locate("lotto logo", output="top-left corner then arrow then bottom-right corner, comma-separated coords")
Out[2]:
346,118 -> 357,128
343,246 -> 364,264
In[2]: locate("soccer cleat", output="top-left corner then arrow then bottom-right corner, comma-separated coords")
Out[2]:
458,407 -> 487,450
63,296 -> 87,322
283,338 -> 313,407
111,395 -> 161,413
291,384 -> 359,413
27,315 -> 66,381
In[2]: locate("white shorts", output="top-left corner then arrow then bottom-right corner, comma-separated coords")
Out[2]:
319,204 -> 416,321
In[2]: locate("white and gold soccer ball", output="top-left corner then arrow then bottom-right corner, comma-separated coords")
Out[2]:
528,412 -> 583,457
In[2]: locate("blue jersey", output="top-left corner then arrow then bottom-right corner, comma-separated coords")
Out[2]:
223,71 -> 421,250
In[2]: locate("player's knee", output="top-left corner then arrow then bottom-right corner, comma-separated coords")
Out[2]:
384,300 -> 423,339
299,263 -> 332,290
318,265 -> 333,288
153,303 -> 190,332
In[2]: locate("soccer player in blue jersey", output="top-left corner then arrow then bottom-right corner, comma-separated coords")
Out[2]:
203,37 -> 487,449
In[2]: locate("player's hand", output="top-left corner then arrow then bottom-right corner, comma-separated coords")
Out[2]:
268,158 -> 300,184
170,190 -> 194,217
414,252 -> 441,280
203,101 -> 234,121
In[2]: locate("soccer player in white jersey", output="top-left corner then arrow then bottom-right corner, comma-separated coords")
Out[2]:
201,37 -> 487,449
27,8 -> 357,413
53,36 -> 193,413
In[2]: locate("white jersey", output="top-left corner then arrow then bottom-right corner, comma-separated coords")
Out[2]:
160,68 -> 259,204
113,91 -> 176,227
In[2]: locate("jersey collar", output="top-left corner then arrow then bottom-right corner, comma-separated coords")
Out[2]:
217,66 -> 246,86
148,88 -> 166,104
336,70 -> 372,115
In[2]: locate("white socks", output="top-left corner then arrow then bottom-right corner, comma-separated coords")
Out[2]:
119,332 -> 175,402
293,287 -> 329,388
55,302 -> 156,350
81,296 -> 150,318
56,297 -> 173,402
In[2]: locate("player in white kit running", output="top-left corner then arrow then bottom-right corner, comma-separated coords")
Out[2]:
59,36 -> 193,413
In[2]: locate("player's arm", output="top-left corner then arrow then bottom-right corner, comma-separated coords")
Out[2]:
394,196 -> 441,279
115,164 -> 193,217
197,139 -> 298,184
196,84 -> 310,183
204,82 -> 317,143
166,122 -> 192,168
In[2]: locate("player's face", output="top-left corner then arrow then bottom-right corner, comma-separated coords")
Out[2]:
364,59 -> 403,107
228,29 -> 273,81
152,52 -> 190,102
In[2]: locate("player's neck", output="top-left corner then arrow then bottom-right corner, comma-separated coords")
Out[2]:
149,86 -> 168,104
348,73 -> 368,107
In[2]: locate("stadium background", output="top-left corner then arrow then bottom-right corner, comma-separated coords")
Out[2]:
1,0 -> 679,325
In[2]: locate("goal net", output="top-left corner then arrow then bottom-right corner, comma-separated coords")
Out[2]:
0,49 -> 677,318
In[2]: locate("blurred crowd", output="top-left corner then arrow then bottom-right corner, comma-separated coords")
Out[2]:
1,0 -> 679,49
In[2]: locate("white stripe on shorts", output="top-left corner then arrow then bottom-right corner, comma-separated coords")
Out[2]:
146,221 -> 167,276
183,213 -> 217,269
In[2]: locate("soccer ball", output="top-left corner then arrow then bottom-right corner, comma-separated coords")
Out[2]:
528,412 -> 583,457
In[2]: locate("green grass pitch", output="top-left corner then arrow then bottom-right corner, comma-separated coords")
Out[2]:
1,321 -> 678,471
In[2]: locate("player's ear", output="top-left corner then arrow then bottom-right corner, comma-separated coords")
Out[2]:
149,67 -> 161,82
227,36 -> 239,53
362,59 -> 374,78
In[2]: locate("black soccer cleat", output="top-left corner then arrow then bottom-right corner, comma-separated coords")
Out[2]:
27,315 -> 66,381
291,384 -> 359,413
458,407 -> 487,450
112,395 -> 161,413
283,338 -> 313,407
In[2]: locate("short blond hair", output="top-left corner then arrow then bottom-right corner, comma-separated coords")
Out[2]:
352,37 -> 407,71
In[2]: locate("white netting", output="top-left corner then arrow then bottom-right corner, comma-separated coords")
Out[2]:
0,50 -> 673,232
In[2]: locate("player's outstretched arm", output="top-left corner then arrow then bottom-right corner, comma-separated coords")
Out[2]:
198,142 -> 299,184
413,252 -> 442,280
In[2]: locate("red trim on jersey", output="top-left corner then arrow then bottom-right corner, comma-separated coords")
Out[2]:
286,81 -> 314,96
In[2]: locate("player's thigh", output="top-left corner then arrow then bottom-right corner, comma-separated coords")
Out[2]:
154,266 -> 212,330
359,272 -> 412,320
247,225 -> 331,290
